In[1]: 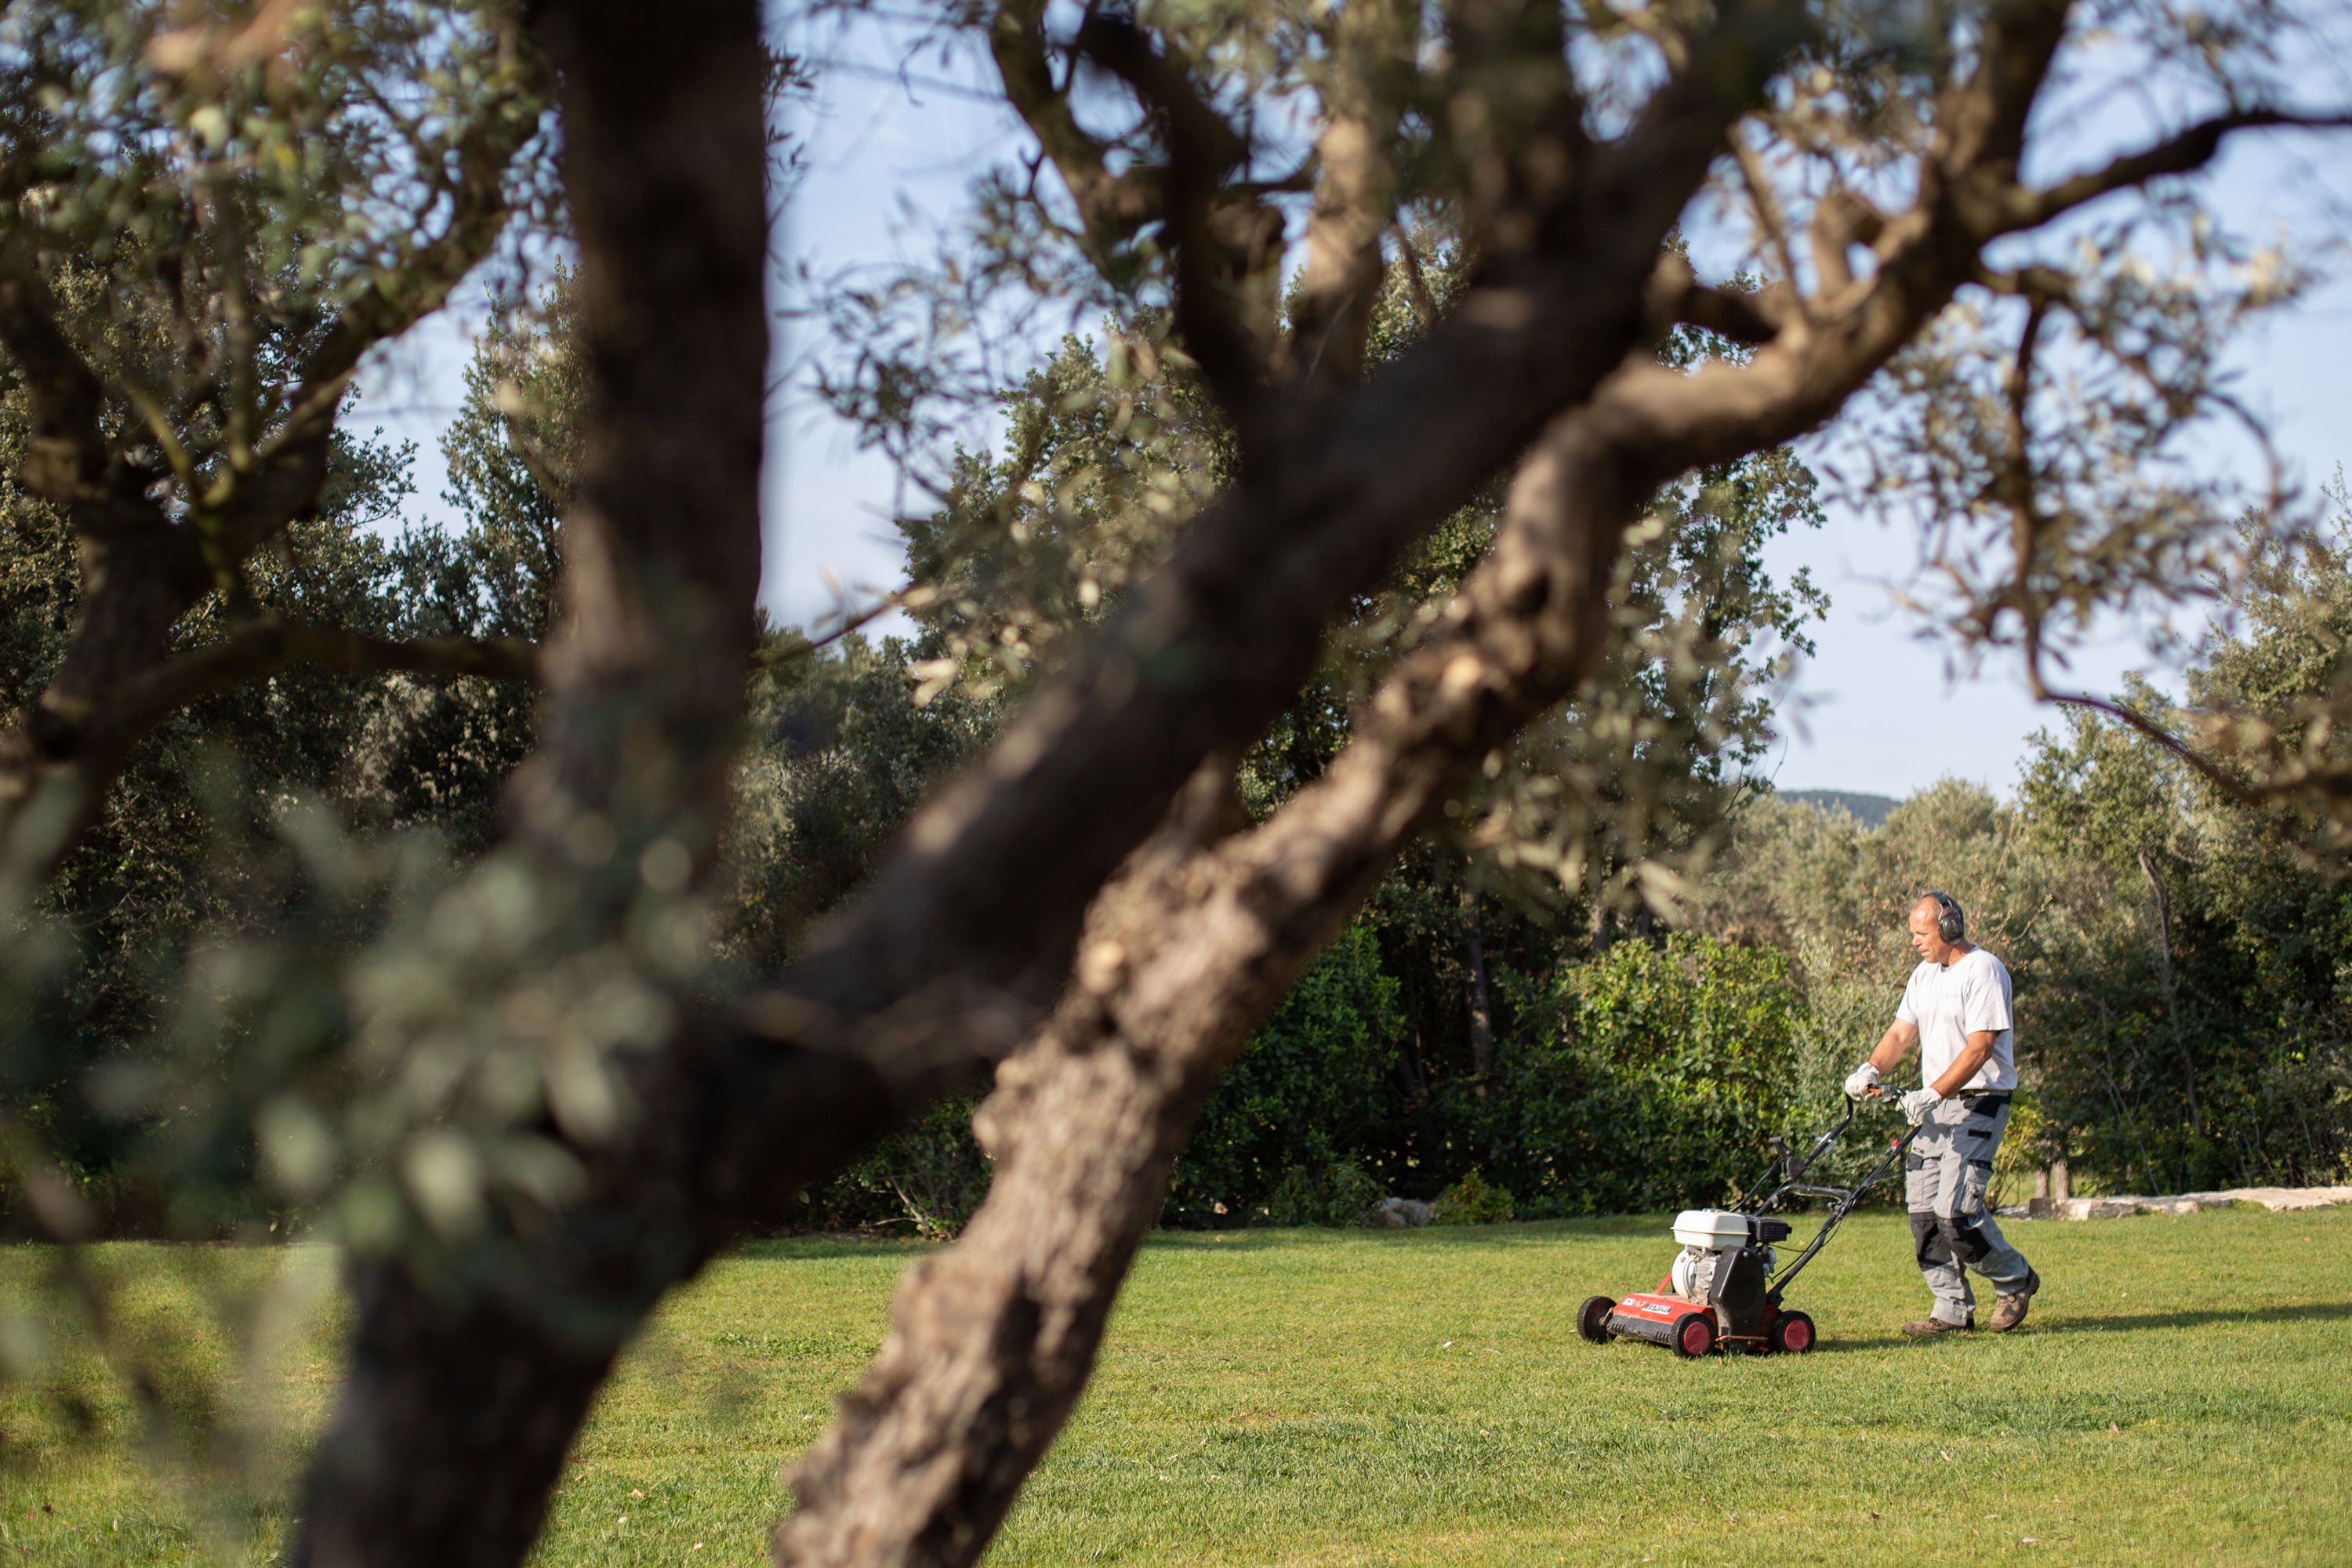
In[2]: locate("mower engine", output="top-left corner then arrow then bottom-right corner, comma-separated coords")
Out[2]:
1671,1210 -> 1773,1303
1581,1209 -> 1802,1358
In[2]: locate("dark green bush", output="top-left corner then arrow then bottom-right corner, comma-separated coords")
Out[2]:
1479,932 -> 1802,1215
1166,922 -> 1403,1226
1258,1160 -> 1384,1226
1433,1167 -> 1515,1224
807,1093 -> 993,1239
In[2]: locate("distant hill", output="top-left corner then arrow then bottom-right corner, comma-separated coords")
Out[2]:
1781,789 -> 1900,829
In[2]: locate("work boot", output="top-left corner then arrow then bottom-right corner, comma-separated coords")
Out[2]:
1989,1268 -> 2042,1334
1900,1314 -> 1972,1337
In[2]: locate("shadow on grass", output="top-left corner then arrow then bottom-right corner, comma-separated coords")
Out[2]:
1599,1300 -> 2352,1355
1581,1338 -> 1881,1359
1765,1334 -> 1888,1356
2041,1300 -> 2352,1335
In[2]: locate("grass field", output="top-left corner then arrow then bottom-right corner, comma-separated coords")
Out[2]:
2,1204 -> 2348,1566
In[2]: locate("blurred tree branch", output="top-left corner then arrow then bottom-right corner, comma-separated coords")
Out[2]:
0,2 -> 551,902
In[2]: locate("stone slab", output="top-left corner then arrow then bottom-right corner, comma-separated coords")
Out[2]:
2180,1187 -> 2344,1212
1998,1186 -> 2347,1219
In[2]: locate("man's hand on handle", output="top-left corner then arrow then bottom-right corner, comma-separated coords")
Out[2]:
1858,1018 -> 2000,1112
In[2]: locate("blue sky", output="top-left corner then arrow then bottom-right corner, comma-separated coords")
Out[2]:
357,9 -> 2352,804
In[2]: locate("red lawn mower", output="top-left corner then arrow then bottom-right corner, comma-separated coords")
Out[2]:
1577,1094 -> 1923,1358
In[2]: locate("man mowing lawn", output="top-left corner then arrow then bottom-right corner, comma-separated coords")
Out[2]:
1846,891 -> 2042,1338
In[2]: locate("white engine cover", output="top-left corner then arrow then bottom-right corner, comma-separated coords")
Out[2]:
1671,1208 -> 1751,1250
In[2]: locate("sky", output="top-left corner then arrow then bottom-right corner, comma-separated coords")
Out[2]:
354,9 -> 2352,806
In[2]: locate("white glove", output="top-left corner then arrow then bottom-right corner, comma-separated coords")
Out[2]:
1898,1087 -> 1941,1126
1843,1062 -> 1881,1098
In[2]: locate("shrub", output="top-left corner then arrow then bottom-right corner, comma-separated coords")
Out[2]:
1258,1160 -> 1384,1226
815,1093 -> 991,1239
1167,922 -> 1403,1225
1481,932 -> 1802,1214
1433,1167 -> 1515,1225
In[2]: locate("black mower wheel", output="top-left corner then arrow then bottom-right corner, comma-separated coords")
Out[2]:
1671,1311 -> 1718,1359
1770,1310 -> 1817,1356
1577,1294 -> 1616,1345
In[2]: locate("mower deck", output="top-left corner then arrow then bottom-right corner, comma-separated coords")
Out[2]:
1606,1290 -> 1708,1348
1599,1289 -> 1803,1357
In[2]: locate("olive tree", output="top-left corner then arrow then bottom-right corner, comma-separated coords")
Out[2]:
775,2 -> 2352,1561
0,2 -> 552,910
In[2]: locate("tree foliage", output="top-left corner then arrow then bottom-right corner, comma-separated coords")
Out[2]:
1168,920 -> 1403,1224
1483,932 -> 1804,1214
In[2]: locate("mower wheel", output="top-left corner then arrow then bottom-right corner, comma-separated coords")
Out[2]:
1577,1295 -> 1616,1345
1770,1310 -> 1817,1356
1671,1311 -> 1718,1359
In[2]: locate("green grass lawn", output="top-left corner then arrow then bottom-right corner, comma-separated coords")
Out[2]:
2,1205 -> 2348,1566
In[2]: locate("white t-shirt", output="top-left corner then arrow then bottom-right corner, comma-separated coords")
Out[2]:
1896,946 -> 2016,1093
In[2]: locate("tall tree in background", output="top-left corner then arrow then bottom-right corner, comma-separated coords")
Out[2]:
0,2 -> 552,906
2009,490 -> 2352,1191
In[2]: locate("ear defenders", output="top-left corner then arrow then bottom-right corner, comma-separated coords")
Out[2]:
1924,890 -> 1965,943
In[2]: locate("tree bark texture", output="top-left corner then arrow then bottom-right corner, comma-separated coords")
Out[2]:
288,1 -> 771,1562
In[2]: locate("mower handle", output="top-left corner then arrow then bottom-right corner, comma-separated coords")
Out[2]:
1732,1090 -> 1903,1214
1766,1114 -> 1926,1300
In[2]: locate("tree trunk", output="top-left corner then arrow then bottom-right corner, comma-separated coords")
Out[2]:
778,399 -> 1642,1568
2136,848 -> 2201,1138
1462,890 -> 1494,1083
775,764 -> 1261,1568
288,1260 -> 641,1568
286,0 -> 772,1560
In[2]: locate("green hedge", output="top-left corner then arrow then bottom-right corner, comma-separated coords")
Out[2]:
1166,922 -> 1404,1226
1478,933 -> 1803,1215
813,928 -> 1810,1233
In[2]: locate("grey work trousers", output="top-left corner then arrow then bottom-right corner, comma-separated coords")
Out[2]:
1904,1092 -> 2033,1326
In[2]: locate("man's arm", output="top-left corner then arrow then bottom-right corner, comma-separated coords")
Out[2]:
1929,1029 -> 1998,1098
1865,1019 -> 1920,1076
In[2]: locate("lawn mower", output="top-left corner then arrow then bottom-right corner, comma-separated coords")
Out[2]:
1577,1091 -> 1923,1357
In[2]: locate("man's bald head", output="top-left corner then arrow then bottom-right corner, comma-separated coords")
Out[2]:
1907,894 -> 1967,965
